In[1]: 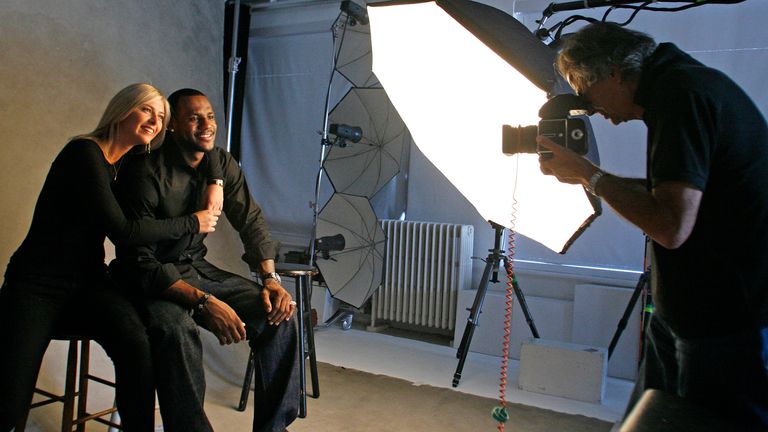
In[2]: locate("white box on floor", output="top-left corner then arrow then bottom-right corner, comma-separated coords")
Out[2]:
518,338 -> 607,403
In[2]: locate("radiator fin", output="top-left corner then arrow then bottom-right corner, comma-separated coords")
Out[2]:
372,220 -> 473,331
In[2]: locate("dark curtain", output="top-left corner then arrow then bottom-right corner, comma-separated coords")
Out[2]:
223,1 -> 251,161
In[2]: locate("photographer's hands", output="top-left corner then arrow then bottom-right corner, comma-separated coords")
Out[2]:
537,135 -> 600,187
538,135 -> 702,249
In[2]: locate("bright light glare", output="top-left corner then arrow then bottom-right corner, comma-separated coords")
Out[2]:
369,2 -> 595,252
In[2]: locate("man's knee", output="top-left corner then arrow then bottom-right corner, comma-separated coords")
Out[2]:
144,302 -> 200,348
147,316 -> 199,347
250,317 -> 297,350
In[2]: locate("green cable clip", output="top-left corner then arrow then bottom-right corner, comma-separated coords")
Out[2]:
492,406 -> 509,423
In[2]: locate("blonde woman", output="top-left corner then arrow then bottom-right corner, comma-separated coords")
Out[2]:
0,83 -> 220,431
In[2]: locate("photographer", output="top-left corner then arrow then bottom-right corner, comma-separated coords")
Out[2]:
538,22 -> 768,428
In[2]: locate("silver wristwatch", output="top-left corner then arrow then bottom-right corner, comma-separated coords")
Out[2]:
261,272 -> 281,284
586,170 -> 606,196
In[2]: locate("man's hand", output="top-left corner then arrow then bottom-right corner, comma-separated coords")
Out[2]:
261,279 -> 296,326
537,135 -> 599,186
204,183 -> 224,212
194,209 -> 221,233
199,295 -> 247,345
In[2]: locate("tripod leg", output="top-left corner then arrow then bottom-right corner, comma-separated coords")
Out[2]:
608,272 -> 648,359
510,274 -> 540,339
453,258 -> 496,387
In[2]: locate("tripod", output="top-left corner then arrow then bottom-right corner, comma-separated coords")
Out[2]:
608,268 -> 652,359
452,221 -> 540,387
608,236 -> 653,360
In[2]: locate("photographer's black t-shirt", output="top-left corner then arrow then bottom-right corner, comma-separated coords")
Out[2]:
636,43 -> 768,337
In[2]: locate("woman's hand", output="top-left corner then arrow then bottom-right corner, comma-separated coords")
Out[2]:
194,209 -> 220,233
204,182 -> 224,212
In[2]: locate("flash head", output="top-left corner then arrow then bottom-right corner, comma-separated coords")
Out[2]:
329,123 -> 363,147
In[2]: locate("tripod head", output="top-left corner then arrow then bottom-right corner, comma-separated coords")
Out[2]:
488,220 -> 507,253
487,220 -> 510,283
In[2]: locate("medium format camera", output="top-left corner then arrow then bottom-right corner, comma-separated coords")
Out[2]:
537,117 -> 588,155
502,94 -> 591,156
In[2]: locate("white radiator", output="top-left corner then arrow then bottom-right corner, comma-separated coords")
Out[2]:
371,220 -> 474,331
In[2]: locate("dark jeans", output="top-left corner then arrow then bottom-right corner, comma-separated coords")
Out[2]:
0,275 -> 154,432
138,264 -> 299,432
625,314 -> 768,429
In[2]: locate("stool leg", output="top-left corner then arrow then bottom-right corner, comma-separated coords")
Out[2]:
301,276 -> 319,399
237,348 -> 256,412
295,276 -> 307,419
61,340 -> 79,432
75,340 -> 90,432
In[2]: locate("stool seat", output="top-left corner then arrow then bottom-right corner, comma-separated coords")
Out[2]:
274,263 -> 318,277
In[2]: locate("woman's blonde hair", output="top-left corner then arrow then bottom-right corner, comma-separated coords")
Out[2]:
77,83 -> 170,150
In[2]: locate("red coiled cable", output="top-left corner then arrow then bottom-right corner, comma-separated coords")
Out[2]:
493,195 -> 518,431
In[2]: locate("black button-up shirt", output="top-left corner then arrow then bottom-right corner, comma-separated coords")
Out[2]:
111,140 -> 278,295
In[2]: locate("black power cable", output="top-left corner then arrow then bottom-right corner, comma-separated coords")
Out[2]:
537,0 -> 746,42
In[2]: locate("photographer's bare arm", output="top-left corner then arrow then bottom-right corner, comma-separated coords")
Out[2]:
537,136 -> 702,250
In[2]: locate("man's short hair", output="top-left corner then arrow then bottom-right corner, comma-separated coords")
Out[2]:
167,88 -> 207,117
556,22 -> 657,95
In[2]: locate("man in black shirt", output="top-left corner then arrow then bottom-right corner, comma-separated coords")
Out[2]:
111,89 -> 299,432
538,23 -> 768,428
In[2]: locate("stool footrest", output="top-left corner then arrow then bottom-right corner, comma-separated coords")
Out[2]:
75,408 -> 120,426
29,389 -> 68,408
86,374 -> 117,388
17,337 -> 122,431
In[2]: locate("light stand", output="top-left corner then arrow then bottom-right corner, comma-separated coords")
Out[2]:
308,14 -> 348,265
308,1 -> 368,267
225,0 -> 242,153
452,221 -> 540,387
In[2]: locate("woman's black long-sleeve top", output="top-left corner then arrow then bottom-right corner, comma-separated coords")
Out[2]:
4,139 -> 199,284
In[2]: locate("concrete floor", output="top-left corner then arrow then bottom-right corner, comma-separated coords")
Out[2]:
22,324 -> 632,431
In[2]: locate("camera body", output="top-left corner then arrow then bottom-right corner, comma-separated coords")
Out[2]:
537,117 -> 588,155
502,93 -> 591,157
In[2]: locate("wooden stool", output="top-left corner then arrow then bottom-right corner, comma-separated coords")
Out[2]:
238,263 -> 319,419
16,336 -> 121,432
